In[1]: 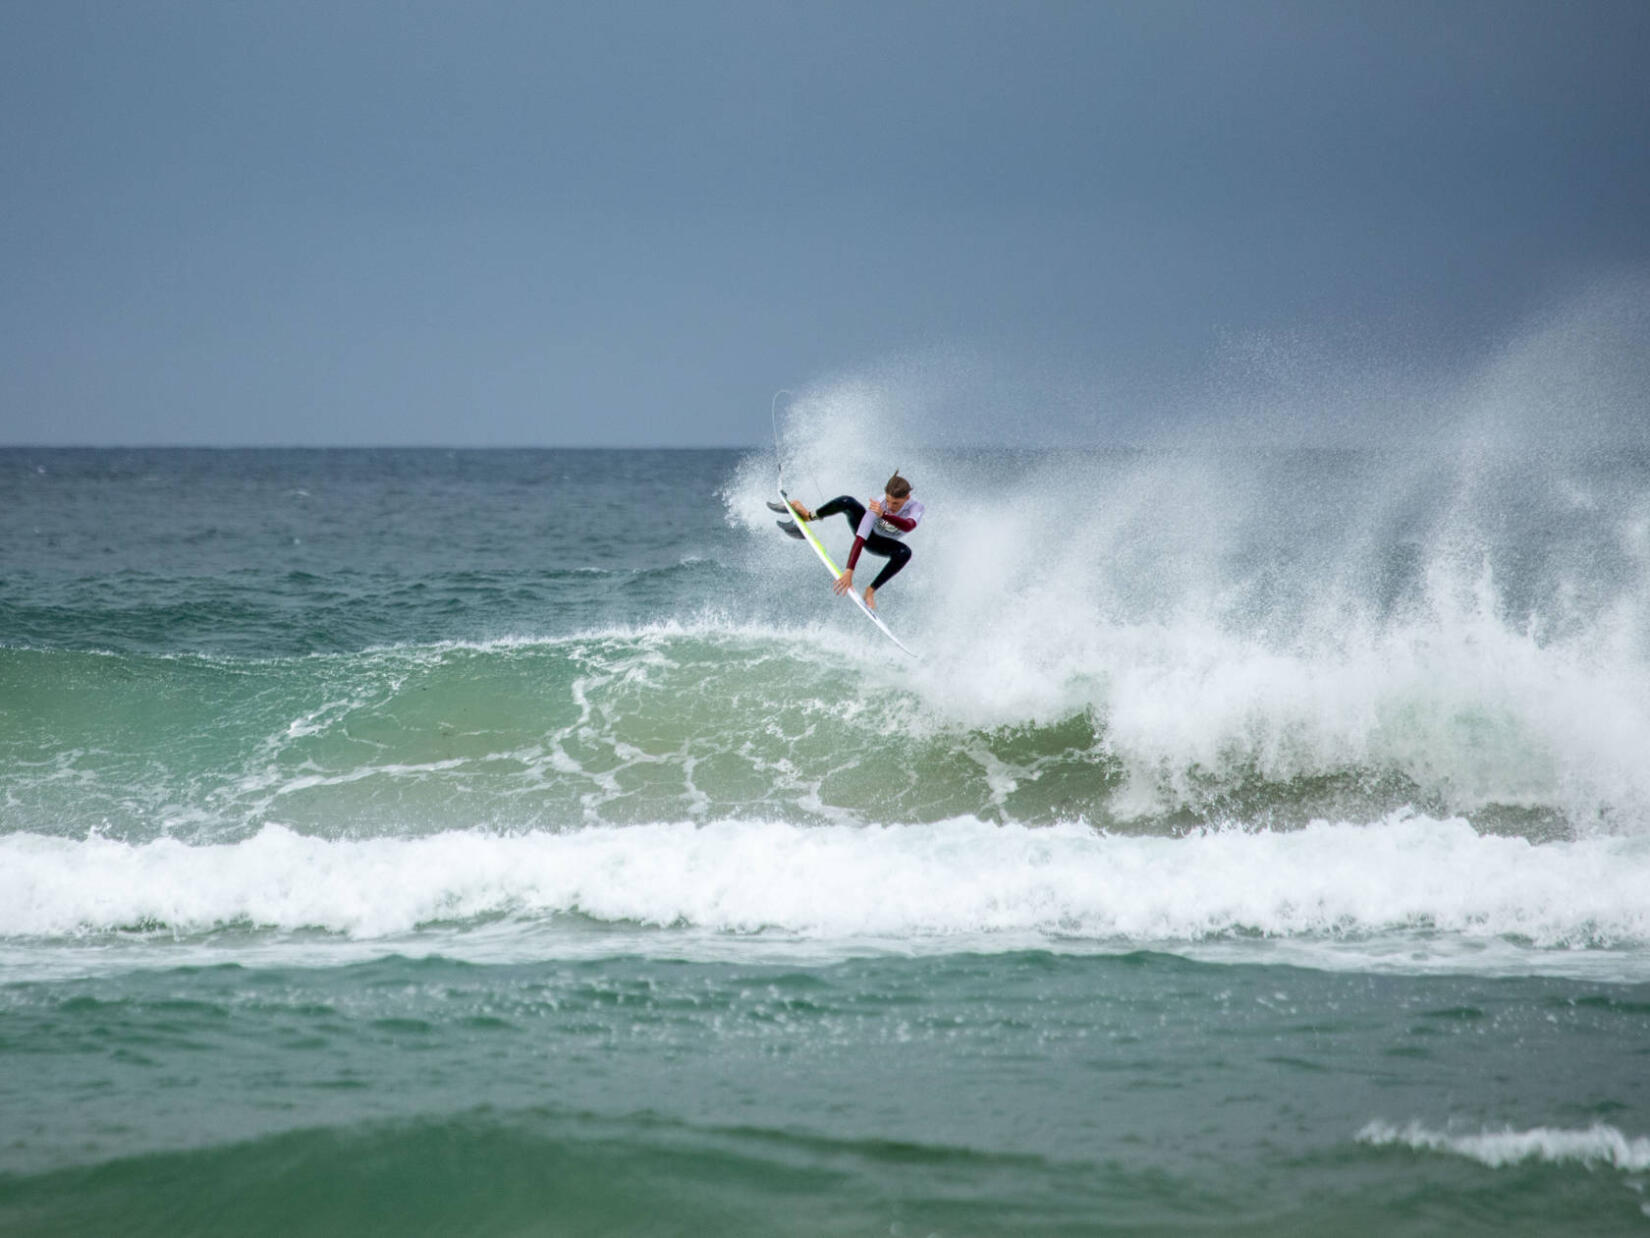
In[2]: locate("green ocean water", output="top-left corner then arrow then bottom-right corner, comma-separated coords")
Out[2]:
4,445 -> 1650,1234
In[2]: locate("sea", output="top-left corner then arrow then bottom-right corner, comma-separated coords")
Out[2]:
3,424 -> 1649,1235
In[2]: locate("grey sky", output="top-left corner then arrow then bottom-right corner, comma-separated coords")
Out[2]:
3,0 -> 1647,446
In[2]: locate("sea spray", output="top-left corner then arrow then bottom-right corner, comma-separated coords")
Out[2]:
729,337 -> 1650,832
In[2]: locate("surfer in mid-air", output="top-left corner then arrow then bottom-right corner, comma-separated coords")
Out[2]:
787,472 -> 924,611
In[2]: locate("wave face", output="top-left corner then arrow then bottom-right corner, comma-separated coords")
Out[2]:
1,606 -> 1646,842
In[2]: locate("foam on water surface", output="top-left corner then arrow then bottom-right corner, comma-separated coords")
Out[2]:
5,815 -> 1648,980
1359,1121 -> 1650,1172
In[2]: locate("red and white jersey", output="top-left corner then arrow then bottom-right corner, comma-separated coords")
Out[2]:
857,498 -> 925,541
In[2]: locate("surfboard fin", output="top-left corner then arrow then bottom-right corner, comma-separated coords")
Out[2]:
775,519 -> 805,540
766,500 -> 790,514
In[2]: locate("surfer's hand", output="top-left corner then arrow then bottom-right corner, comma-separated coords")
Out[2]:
833,571 -> 853,595
868,498 -> 883,516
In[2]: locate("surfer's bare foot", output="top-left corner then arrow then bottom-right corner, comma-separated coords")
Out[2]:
863,586 -> 877,610
789,500 -> 814,521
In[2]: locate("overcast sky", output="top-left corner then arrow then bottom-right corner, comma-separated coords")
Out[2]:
3,0 -> 1647,446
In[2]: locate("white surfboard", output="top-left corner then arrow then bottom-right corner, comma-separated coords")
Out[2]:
773,486 -> 917,658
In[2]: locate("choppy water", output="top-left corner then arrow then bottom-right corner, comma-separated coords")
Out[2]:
4,428 -> 1650,1234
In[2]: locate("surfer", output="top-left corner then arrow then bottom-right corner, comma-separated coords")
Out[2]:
788,472 -> 924,611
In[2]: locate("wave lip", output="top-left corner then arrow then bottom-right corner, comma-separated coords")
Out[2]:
3,816 -> 1649,965
1357,1121 -> 1650,1171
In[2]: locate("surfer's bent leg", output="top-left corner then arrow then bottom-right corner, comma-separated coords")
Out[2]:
814,496 -> 866,530
865,533 -> 911,590
814,498 -> 911,591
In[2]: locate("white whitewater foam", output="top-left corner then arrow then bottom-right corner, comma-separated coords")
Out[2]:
1358,1121 -> 1650,1171
3,816 -> 1649,969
